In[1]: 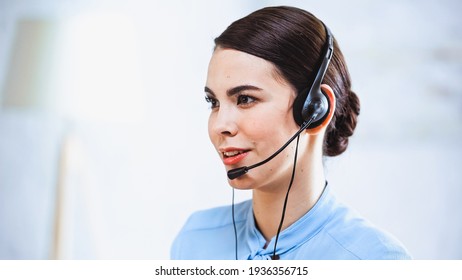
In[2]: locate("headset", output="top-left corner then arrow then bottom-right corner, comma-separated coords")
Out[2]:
292,22 -> 334,129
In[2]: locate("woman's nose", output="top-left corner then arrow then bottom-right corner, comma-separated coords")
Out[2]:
210,107 -> 238,137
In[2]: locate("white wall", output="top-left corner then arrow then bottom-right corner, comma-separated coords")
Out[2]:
0,0 -> 461,259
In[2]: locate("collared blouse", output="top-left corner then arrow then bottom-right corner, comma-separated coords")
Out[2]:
171,184 -> 411,260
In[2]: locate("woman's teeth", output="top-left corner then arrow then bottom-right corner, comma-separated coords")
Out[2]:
224,151 -> 244,157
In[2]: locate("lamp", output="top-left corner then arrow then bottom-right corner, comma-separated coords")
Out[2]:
2,19 -> 59,111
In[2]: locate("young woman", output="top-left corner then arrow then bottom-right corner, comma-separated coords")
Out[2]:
171,6 -> 411,260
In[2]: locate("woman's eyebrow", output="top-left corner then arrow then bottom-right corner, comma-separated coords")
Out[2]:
204,85 -> 262,97
205,85 -> 263,98
227,85 -> 262,96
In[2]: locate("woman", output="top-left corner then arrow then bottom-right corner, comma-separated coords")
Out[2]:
171,6 -> 411,260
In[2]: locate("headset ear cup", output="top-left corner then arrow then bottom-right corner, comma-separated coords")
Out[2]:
294,88 -> 330,129
304,89 -> 330,129
292,88 -> 330,128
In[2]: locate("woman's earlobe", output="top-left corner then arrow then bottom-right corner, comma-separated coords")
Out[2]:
306,84 -> 336,135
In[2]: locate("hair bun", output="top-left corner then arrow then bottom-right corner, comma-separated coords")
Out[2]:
324,89 -> 360,157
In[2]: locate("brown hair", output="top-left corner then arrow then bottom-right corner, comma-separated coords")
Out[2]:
214,6 -> 360,156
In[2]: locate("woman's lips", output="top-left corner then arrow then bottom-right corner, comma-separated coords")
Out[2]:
221,149 -> 249,165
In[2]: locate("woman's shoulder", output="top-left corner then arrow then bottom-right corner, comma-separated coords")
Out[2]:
324,199 -> 412,259
180,199 -> 251,232
171,200 -> 251,259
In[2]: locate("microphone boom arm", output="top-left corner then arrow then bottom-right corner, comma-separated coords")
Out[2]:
227,115 -> 316,180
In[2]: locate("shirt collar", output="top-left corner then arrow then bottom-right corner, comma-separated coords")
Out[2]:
243,182 -> 335,260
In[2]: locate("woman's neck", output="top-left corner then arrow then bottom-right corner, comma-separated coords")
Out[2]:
251,137 -> 326,242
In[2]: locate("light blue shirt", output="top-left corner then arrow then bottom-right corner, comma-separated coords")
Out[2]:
171,185 -> 411,260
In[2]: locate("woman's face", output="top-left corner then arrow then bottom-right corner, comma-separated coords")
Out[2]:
205,48 -> 303,190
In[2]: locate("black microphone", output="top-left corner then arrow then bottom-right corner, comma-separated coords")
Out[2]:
227,112 -> 319,180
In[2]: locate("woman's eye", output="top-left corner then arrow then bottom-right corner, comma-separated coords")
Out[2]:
237,95 -> 256,106
205,96 -> 219,109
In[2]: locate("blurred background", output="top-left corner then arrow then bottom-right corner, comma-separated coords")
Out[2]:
0,0 -> 461,259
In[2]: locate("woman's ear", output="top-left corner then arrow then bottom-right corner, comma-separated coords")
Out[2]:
306,84 -> 336,135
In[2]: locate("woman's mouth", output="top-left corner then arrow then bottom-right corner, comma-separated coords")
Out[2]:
221,149 -> 249,165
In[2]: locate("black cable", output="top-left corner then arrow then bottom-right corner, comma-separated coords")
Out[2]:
232,188 -> 238,260
272,134 -> 301,260
231,116 -> 315,260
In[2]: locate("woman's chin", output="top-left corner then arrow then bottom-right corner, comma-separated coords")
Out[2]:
228,177 -> 254,190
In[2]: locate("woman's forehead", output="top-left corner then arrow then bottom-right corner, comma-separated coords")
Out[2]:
206,48 -> 289,91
